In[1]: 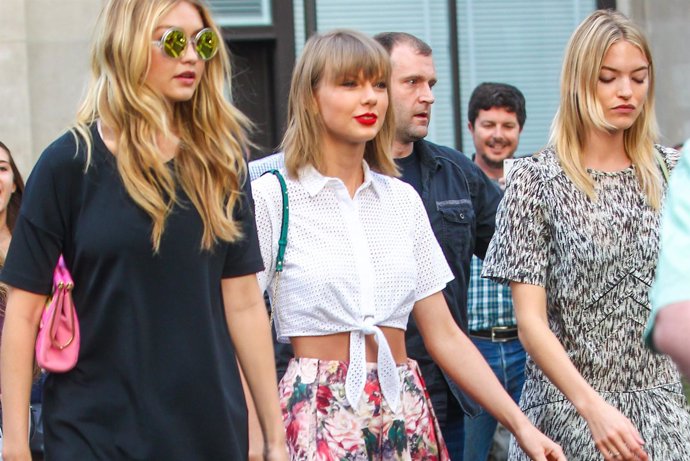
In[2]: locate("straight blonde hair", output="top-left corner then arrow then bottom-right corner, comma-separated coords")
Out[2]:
282,29 -> 398,178
73,0 -> 251,251
550,10 -> 662,208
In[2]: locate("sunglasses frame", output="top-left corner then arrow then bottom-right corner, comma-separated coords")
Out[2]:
152,27 -> 219,61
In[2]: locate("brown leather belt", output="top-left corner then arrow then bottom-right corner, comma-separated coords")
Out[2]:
470,326 -> 518,342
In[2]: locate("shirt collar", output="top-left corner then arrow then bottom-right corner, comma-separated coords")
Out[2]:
298,160 -> 381,197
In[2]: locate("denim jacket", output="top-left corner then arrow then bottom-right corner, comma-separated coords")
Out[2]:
404,140 -> 501,422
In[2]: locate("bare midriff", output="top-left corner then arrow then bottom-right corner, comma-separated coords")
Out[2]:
291,326 -> 408,364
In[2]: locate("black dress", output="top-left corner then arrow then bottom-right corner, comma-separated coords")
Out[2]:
1,127 -> 264,460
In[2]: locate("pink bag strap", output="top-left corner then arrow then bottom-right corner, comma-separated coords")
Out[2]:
53,255 -> 74,289
49,255 -> 76,349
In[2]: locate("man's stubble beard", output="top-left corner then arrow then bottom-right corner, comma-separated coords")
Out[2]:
396,124 -> 429,144
478,150 -> 512,170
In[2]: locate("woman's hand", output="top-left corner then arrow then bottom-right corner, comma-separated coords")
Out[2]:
265,443 -> 289,461
247,434 -> 264,461
581,396 -> 647,461
513,423 -> 567,461
1,441 -> 33,461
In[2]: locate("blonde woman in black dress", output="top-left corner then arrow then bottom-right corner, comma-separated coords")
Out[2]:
0,1 -> 286,459
483,10 -> 690,461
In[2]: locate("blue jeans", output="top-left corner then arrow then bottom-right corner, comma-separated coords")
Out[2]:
463,336 -> 526,461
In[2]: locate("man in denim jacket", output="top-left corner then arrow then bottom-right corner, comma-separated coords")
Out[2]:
374,32 -> 501,461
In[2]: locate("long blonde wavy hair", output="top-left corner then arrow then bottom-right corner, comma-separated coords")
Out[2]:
550,10 -> 662,209
282,29 -> 398,178
72,0 -> 251,251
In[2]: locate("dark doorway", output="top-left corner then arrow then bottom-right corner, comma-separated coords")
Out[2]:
221,1 -> 295,161
228,41 -> 278,157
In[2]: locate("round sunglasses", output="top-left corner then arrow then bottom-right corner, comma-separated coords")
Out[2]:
152,27 -> 220,61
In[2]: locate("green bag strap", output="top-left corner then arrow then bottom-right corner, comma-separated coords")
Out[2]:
654,147 -> 670,184
261,169 -> 289,272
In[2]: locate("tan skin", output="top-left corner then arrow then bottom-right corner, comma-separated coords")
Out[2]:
654,302 -> 690,379
292,328 -> 407,363
511,40 -> 652,461
468,107 -> 522,182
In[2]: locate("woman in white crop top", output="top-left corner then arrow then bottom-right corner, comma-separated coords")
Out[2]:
250,29 -> 565,461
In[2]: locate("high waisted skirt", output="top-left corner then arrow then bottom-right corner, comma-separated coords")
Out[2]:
279,357 -> 449,461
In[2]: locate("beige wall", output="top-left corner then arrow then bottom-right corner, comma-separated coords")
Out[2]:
1,0 -> 33,176
620,0 -> 690,147
0,0 -> 101,178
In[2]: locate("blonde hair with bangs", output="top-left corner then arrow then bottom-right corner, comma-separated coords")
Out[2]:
73,0 -> 251,251
281,29 -> 398,178
550,10 -> 662,209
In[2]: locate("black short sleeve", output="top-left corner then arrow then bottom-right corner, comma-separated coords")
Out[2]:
222,171 -> 264,278
2,216 -> 60,294
1,133 -> 82,294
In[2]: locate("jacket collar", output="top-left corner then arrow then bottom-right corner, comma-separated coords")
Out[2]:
412,140 -> 442,172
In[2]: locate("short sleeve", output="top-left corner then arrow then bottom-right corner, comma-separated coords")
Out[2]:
249,173 -> 281,293
409,188 -> 454,301
1,134 -> 79,294
222,171 -> 265,278
2,217 -> 60,295
481,158 -> 549,286
645,151 -> 690,347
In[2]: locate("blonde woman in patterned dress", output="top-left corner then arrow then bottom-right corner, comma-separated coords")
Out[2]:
483,9 -> 690,461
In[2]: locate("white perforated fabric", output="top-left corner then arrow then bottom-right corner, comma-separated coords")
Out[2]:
251,162 -> 454,411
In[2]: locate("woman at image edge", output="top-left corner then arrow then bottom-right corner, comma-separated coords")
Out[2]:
251,29 -> 565,461
482,10 -> 690,461
0,1 -> 287,460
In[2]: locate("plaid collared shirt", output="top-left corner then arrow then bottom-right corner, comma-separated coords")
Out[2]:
249,152 -> 285,181
467,255 -> 516,331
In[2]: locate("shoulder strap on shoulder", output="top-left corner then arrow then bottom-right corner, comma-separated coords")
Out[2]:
261,169 -> 288,272
654,147 -> 670,184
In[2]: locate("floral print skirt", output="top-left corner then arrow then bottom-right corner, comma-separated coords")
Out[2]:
279,357 -> 450,461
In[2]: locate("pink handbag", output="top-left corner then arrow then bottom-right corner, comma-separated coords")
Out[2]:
35,255 -> 80,372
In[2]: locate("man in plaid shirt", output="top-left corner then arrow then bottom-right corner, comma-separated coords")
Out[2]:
463,82 -> 527,461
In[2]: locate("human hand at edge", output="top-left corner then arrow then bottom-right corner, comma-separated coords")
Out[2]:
265,442 -> 289,461
513,423 -> 567,461
1,442 -> 32,461
583,397 -> 648,461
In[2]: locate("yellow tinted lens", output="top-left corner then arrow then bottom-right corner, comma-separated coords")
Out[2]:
162,28 -> 187,58
195,29 -> 219,60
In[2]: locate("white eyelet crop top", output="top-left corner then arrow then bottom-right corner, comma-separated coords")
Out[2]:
252,162 -> 454,411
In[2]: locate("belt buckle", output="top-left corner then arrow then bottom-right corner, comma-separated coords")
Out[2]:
491,326 -> 512,343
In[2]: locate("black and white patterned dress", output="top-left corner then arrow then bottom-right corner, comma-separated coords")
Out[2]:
482,146 -> 690,460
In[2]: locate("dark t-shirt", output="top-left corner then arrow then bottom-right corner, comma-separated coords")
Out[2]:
394,149 -> 423,194
1,127 -> 263,460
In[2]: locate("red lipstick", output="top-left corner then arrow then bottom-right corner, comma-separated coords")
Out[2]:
355,113 -> 377,126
